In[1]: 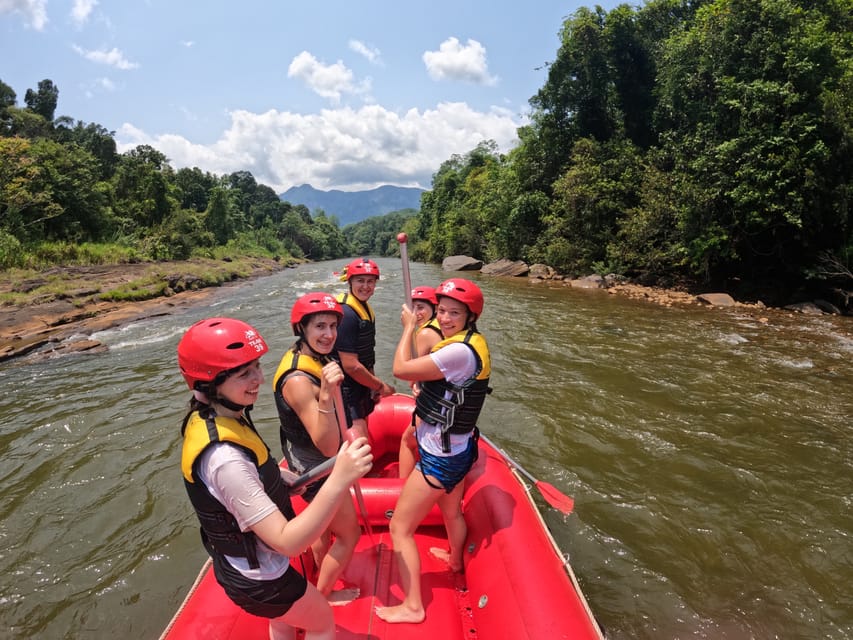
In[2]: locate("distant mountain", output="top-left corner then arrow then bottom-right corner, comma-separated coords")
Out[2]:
279,184 -> 425,226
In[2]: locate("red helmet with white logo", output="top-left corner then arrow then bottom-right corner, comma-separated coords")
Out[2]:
177,317 -> 268,390
343,257 -> 380,280
436,278 -> 484,320
411,285 -> 437,306
290,292 -> 344,335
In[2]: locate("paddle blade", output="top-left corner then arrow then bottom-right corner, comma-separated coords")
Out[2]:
535,480 -> 575,515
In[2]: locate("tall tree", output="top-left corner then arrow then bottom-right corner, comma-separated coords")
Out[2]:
0,136 -> 108,243
204,186 -> 238,245
53,121 -> 119,179
655,0 -> 853,283
604,5 -> 658,149
526,6 -> 617,192
174,166 -> 217,212
112,145 -> 174,231
0,79 -> 16,110
24,79 -> 59,123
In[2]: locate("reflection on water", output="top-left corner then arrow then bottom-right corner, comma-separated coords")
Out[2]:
0,259 -> 850,639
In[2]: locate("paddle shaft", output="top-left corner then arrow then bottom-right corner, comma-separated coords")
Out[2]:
479,432 -> 535,482
398,232 -> 419,377
399,236 -> 413,309
331,385 -> 375,544
479,432 -> 575,515
288,455 -> 336,493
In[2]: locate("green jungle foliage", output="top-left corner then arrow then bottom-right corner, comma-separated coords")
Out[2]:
0,80 -> 350,269
342,209 -> 419,256
2,0 -> 851,306
409,0 -> 852,300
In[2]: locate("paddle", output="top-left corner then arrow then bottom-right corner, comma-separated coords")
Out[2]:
397,232 -> 413,309
288,455 -> 336,493
397,231 -> 419,366
330,384 -> 376,545
479,433 -> 575,515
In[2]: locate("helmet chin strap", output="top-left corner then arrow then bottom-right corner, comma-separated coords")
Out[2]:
218,396 -> 253,413
199,373 -> 253,414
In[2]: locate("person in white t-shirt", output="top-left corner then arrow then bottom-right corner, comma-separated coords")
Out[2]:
177,317 -> 373,640
376,279 -> 491,625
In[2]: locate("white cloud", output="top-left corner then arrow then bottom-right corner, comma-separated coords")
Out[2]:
180,40 -> 195,48
72,44 -> 139,70
82,76 -> 115,99
287,51 -> 370,104
70,0 -> 97,26
116,103 -> 521,192
349,39 -> 382,65
423,37 -> 498,86
0,0 -> 48,30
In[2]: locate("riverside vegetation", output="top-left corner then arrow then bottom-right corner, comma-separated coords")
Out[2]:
1,0 -> 851,320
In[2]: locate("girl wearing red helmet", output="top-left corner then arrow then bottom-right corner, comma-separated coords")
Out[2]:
398,284 -> 443,478
334,257 -> 395,438
272,293 -> 363,604
177,317 -> 373,640
377,278 -> 491,625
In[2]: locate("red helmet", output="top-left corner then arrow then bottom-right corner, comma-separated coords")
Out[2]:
290,292 -> 344,335
436,278 -> 484,320
343,257 -> 380,280
411,285 -> 437,306
177,317 -> 268,390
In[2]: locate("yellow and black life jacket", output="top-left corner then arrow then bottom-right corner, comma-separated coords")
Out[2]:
336,292 -> 376,370
419,317 -> 442,338
272,347 -> 329,450
181,410 -> 294,569
415,328 -> 492,452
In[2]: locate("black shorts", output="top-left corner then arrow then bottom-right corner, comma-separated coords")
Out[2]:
210,552 -> 308,619
341,383 -> 376,423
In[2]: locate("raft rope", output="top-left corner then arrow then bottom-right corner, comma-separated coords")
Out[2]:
157,558 -> 213,640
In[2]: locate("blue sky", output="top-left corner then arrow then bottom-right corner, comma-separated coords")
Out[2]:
1,0 -> 624,193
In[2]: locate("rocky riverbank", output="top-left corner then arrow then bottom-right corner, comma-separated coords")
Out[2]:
448,256 -> 850,316
2,255 -> 848,364
0,258 -> 292,363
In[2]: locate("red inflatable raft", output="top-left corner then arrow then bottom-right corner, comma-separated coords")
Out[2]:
160,394 -> 604,639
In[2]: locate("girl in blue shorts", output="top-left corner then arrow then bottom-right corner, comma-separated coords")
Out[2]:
376,278 -> 491,625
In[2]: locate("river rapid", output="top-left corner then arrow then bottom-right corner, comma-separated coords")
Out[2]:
0,258 -> 850,639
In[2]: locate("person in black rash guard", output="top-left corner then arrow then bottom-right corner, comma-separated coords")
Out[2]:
177,317 -> 373,640
272,292 -> 363,605
334,257 -> 395,440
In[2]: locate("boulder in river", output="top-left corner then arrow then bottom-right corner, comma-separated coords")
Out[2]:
697,293 -> 736,307
442,255 -> 483,271
481,259 -> 530,277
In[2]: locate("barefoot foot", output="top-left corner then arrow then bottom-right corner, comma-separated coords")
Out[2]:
328,586 -> 360,606
429,546 -> 464,573
375,603 -> 425,624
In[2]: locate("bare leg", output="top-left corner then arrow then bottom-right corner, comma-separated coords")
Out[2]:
349,418 -> 368,442
315,495 -> 361,605
375,470 -> 443,624
397,425 -> 418,479
310,530 -> 331,574
429,482 -> 467,573
269,582 -> 335,640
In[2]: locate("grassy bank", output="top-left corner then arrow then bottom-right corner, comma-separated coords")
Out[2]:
0,255 -> 298,308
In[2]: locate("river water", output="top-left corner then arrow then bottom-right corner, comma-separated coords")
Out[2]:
0,258 -> 850,639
